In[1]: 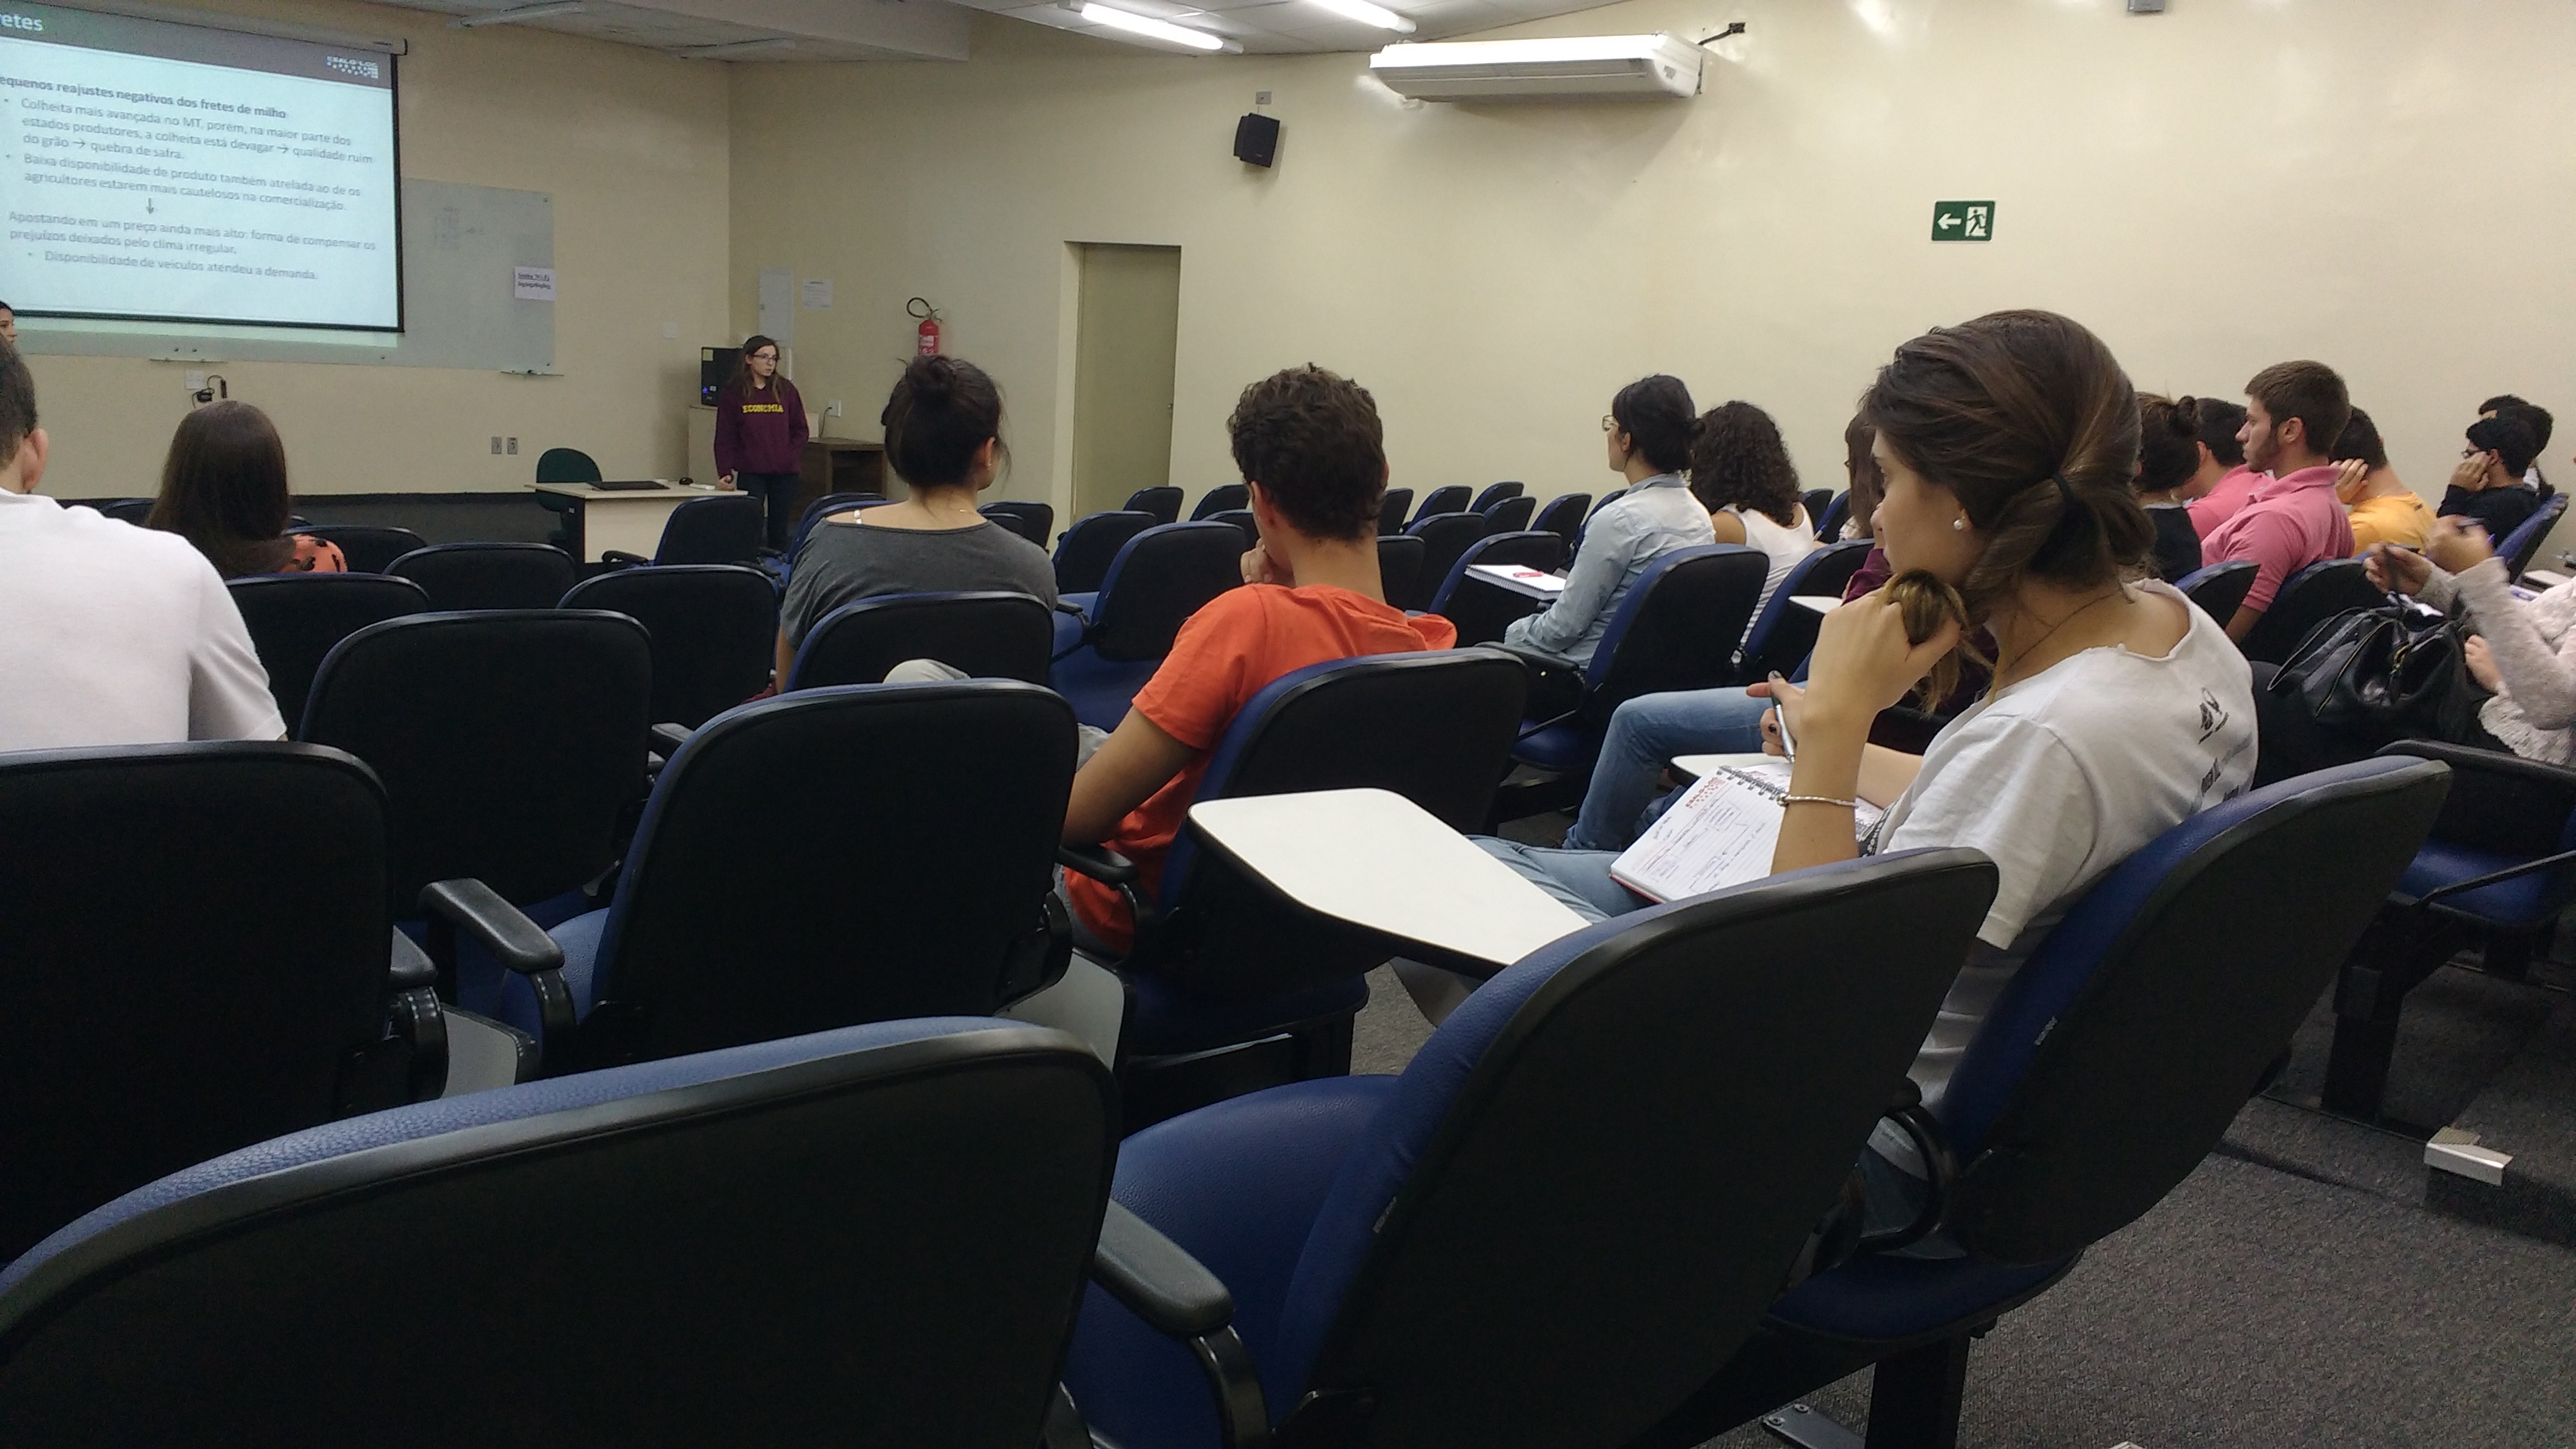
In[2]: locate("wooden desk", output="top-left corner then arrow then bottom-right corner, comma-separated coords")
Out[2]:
528,481 -> 730,562
799,438 -> 889,518
1186,788 -> 1590,972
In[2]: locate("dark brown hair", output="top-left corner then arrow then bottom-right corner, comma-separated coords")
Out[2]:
1862,309 -> 2151,703
2136,394 -> 2203,494
1842,414 -> 1883,537
728,334 -> 785,404
147,400 -> 296,578
2330,406 -> 2387,471
1687,401 -> 1802,528
0,338 -> 33,468
1227,364 -> 1383,542
2245,360 -> 2351,461
881,354 -> 1006,489
2193,394 -> 2247,467
1610,374 -> 1697,475
2468,414 -> 2540,476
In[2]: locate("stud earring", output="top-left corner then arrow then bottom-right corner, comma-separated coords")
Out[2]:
1952,516 -> 1968,532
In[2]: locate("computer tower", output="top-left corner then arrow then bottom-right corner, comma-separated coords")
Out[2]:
700,347 -> 741,406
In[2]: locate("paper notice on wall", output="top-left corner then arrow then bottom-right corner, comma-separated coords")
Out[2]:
801,277 -> 833,310
514,267 -> 555,302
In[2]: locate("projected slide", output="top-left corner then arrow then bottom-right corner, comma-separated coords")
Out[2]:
0,2 -> 399,330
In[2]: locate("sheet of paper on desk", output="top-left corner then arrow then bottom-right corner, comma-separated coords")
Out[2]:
1470,564 -> 1567,593
1609,761 -> 1884,903
1790,596 -> 1843,616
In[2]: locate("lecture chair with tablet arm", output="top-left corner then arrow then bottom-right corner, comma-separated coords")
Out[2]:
788,591 -> 1055,689
0,1020 -> 1115,1448
1490,543 -> 1769,825
1060,648 -> 1526,1127
227,572 -> 432,729
299,610 -> 652,1017
1050,522 -> 1247,730
1425,529 -> 1570,646
1629,755 -> 2450,1449
1060,849 -> 1997,1449
433,682 -> 1079,1075
0,742 -> 467,1265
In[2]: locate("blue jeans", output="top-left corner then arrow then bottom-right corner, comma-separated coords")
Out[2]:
1564,688 -> 1774,851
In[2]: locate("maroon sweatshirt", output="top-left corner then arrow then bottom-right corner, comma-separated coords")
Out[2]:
714,376 -> 809,476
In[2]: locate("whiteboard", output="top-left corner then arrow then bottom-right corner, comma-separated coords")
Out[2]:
15,179 -> 555,372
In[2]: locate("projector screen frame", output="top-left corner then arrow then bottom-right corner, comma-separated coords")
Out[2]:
3,0 -> 410,334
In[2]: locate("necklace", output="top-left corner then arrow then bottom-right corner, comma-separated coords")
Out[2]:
1994,585 -> 2130,687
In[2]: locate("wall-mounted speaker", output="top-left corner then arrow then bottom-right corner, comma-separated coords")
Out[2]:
1234,112 -> 1280,168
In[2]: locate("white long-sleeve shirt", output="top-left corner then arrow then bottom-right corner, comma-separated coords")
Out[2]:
2422,556 -> 2576,762
1502,472 -> 1713,666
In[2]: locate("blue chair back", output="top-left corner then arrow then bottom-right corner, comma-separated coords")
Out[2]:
1125,486 -> 1185,525
1532,492 -> 1590,546
1425,529 -> 1569,615
2239,558 -> 2385,664
1077,850 -> 1996,1449
2499,492 -> 2567,580
1816,490 -> 1851,541
789,591 -> 1054,689
1191,484 -> 1250,520
1937,756 -> 2448,1262
1139,651 -> 1528,1000
1054,510 -> 1156,595
1468,481 -> 1524,513
979,500 -> 1053,546
2174,559 -> 2257,624
1583,543 -> 1768,701
1734,538 -> 1873,682
1081,521 -> 1243,662
1409,485 -> 1471,524
0,1019 -> 1115,1448
1377,487 -> 1414,537
569,682 -> 1077,1068
1401,512 -> 1488,612
562,565 -> 778,728
1479,494 -> 1536,535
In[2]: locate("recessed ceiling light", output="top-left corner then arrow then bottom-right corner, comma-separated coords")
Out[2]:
1072,1 -> 1241,52
1308,0 -> 1413,32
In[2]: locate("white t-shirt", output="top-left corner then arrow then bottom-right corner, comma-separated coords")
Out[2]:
1721,502 -> 1822,624
1868,581 -> 2256,1161
0,490 -> 284,750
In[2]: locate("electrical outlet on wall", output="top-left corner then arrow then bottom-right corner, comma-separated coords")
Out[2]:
507,438 -> 519,455
826,399 -> 843,419
490,436 -> 503,455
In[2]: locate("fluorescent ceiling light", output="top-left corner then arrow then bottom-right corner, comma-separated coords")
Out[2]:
1370,33 -> 1688,66
1075,2 -> 1239,53
674,37 -> 799,58
1308,0 -> 1414,32
451,1 -> 584,27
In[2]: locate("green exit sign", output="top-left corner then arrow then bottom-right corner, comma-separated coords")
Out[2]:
1932,201 -> 1995,241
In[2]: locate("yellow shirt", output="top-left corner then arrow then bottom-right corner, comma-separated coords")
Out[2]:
2348,491 -> 2434,554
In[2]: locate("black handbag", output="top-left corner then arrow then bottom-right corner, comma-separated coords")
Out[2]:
2266,594 -> 2485,749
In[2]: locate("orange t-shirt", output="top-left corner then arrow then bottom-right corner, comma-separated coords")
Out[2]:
1066,583 -> 1459,954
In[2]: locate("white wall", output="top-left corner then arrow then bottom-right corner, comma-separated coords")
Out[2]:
25,0 -> 731,497
729,0 -> 2575,550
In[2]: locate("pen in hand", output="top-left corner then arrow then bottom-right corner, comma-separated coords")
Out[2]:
1768,672 -> 1796,764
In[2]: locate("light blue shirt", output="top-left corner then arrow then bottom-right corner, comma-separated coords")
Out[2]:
1502,472 -> 1715,666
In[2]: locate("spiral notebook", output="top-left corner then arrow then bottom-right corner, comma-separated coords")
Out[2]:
1609,759 -> 1885,903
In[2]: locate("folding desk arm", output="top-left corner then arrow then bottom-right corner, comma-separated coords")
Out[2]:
1855,1079 -> 1959,1256
386,926 -> 448,1102
1091,1199 -> 1269,1449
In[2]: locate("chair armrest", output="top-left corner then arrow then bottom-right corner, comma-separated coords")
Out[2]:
419,879 -> 574,1048
650,721 -> 693,757
385,928 -> 447,1102
599,550 -> 648,568
1059,843 -> 1138,886
2377,739 -> 2576,798
1094,1199 -> 1235,1339
1855,1096 -> 1957,1256
1092,1201 -> 1268,1449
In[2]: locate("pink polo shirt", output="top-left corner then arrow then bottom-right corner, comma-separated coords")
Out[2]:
2200,465 -> 2355,613
2187,465 -> 2265,539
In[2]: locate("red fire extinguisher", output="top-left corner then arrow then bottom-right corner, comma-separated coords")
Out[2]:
908,297 -> 941,357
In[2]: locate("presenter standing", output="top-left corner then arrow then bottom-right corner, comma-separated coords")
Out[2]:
714,334 -> 809,552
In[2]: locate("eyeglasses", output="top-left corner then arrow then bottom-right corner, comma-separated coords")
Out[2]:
750,352 -> 780,363
1601,415 -> 1618,433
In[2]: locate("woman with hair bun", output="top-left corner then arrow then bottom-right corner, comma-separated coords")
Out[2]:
775,355 -> 1054,681
2134,394 -> 2207,581
1500,374 -> 1715,668
1461,311 -> 2258,1238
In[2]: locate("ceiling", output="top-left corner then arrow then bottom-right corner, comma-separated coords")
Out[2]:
381,0 -> 1627,62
